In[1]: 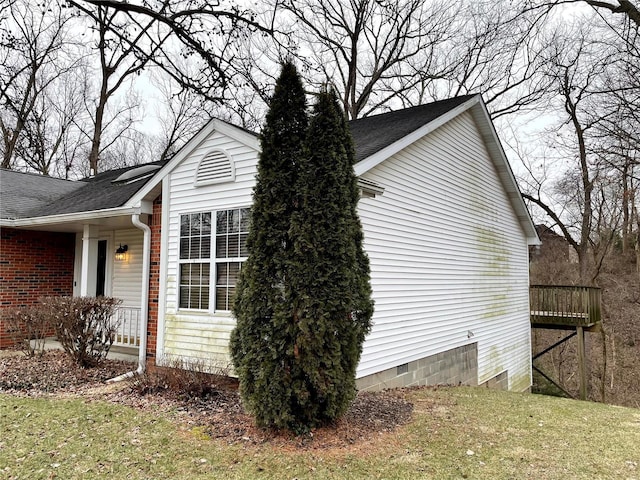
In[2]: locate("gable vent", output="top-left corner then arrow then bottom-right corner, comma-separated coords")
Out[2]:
195,149 -> 235,186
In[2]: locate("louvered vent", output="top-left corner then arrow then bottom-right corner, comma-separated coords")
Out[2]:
195,149 -> 234,185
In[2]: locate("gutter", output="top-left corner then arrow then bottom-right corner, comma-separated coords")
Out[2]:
106,213 -> 152,383
0,206 -> 151,228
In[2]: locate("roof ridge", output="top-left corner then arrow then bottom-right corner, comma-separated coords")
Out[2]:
349,94 -> 478,124
0,168 -> 86,184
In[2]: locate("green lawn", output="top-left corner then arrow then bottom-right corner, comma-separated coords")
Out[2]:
1,387 -> 639,479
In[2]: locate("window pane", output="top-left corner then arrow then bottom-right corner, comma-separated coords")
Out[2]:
216,210 -> 228,234
216,287 -> 228,311
187,264 -> 202,284
216,263 -> 227,285
180,263 -> 190,284
190,288 -> 200,309
239,233 -> 249,257
228,234 -> 239,257
201,236 -> 211,259
179,286 -> 190,308
179,238 -> 189,259
216,235 -> 227,258
194,263 -> 204,281
228,209 -> 240,233
190,213 -> 201,235
180,215 -> 190,236
201,263 -> 210,284
200,287 -> 210,310
189,237 -> 201,258
201,213 -> 211,234
228,262 -> 240,284
240,208 -> 250,232
228,287 -> 235,306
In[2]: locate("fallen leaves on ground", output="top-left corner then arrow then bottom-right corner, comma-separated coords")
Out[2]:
0,350 -> 413,450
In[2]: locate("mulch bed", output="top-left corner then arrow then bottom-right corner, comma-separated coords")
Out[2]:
0,350 -> 414,449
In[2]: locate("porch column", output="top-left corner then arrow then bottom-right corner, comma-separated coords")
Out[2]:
80,224 -> 100,296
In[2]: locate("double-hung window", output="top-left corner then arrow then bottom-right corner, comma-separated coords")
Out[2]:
179,208 -> 249,311
214,208 -> 250,311
179,212 -> 212,310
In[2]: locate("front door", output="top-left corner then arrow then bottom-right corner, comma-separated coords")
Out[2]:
96,239 -> 107,297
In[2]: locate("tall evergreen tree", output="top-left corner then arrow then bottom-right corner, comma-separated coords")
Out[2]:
286,87 -> 374,428
230,61 -> 308,428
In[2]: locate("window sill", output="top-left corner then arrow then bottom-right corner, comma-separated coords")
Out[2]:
176,309 -> 233,317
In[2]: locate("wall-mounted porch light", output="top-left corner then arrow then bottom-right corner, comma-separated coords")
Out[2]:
115,244 -> 129,261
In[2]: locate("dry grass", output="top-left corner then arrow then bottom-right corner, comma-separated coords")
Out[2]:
1,386 -> 639,479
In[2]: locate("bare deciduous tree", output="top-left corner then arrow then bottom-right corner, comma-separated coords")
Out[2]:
247,0 -> 555,121
520,22 -> 638,283
0,2 -> 75,170
149,69 -> 212,162
65,0 -> 276,102
521,1 -> 640,27
270,0 -> 461,119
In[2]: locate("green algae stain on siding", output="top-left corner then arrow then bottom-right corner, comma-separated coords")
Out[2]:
475,226 -> 511,276
482,293 -> 509,319
482,343 -> 532,392
475,226 -> 513,319
163,308 -> 235,362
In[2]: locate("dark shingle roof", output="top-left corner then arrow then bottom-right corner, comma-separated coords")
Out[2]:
227,95 -> 477,162
2,96 -> 476,220
349,95 -> 476,162
1,162 -> 167,219
0,169 -> 84,219
27,161 -> 167,217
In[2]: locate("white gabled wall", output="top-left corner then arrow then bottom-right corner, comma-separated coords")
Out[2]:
356,111 -> 531,391
161,130 -> 257,365
156,115 -> 532,389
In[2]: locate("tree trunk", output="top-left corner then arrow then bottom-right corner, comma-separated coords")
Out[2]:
88,99 -> 106,174
622,164 -> 631,253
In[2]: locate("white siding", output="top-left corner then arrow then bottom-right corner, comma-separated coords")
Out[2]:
157,116 -> 532,390
356,111 -> 531,391
111,229 -> 144,307
162,131 -> 257,364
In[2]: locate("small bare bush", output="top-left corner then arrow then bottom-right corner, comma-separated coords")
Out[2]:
1,306 -> 50,356
129,357 -> 231,399
40,296 -> 122,367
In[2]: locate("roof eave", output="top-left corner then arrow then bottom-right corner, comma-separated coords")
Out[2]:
467,101 -> 540,246
353,94 -> 540,246
0,205 -> 149,228
354,95 -> 482,177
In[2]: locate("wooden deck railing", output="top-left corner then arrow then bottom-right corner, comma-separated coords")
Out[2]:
530,285 -> 601,327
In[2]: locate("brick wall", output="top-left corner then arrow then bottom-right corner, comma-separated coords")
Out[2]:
146,195 -> 162,365
0,227 -> 75,348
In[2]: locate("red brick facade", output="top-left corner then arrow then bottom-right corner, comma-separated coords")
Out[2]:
146,195 -> 162,364
0,228 -> 75,348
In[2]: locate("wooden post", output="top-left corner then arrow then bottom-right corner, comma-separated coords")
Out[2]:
577,326 -> 587,400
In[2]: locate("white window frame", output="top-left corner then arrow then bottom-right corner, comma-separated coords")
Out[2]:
178,207 -> 249,313
178,212 -> 212,311
212,207 -> 250,312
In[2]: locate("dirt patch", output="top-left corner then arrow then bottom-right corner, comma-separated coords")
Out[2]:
0,350 -> 413,450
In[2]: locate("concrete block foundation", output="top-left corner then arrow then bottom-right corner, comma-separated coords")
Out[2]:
356,343 -> 479,391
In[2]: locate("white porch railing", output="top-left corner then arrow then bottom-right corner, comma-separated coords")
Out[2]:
113,306 -> 141,347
